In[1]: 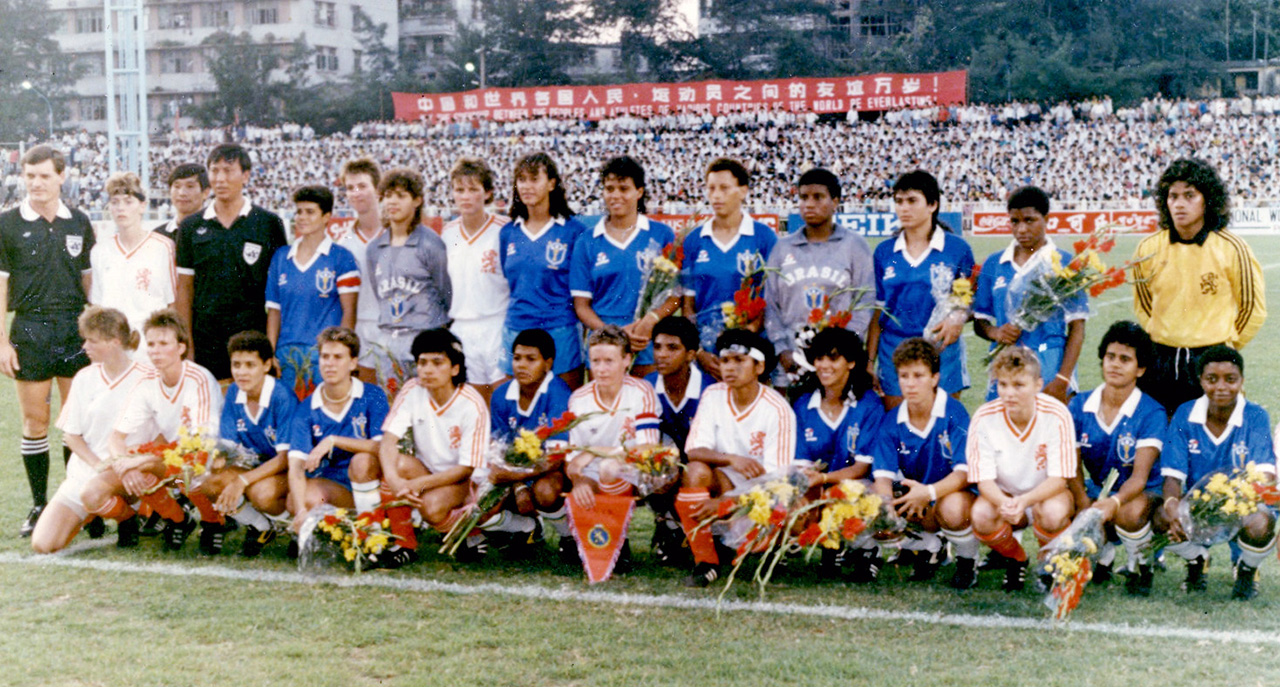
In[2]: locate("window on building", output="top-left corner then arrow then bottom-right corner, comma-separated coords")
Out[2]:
75,11 -> 104,33
316,1 -> 336,27
160,50 -> 195,74
76,54 -> 106,77
202,3 -> 232,28
859,13 -> 905,37
430,36 -> 445,55
79,98 -> 106,121
352,49 -> 363,71
158,6 -> 193,29
252,3 -> 279,25
315,46 -> 339,71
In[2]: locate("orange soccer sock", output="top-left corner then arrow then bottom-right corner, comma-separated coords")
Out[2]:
138,476 -> 186,523
976,523 -> 1027,562
188,491 -> 225,525
1033,523 -> 1063,550
380,487 -> 417,550
675,488 -> 719,566
90,496 -> 135,523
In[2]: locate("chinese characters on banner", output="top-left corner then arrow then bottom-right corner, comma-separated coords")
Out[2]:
971,210 -> 1159,235
392,71 -> 968,122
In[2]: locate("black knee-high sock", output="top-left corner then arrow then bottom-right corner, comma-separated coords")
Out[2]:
21,435 -> 50,507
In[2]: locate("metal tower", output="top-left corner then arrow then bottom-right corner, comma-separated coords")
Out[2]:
104,0 -> 149,192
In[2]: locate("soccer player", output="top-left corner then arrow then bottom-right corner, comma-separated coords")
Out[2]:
677,329 -> 796,587
563,326 -> 662,567
286,327 -> 389,540
378,329 -> 491,566
869,338 -> 976,588
32,307 -> 150,553
793,327 -> 883,484
967,346 -> 1076,591
489,328 -> 573,547
570,156 -> 679,378
499,153 -> 587,389
205,330 -> 297,556
0,144 -> 96,536
82,310 -> 222,553
366,168 -> 451,392
680,158 -> 777,377
1066,321 -> 1166,596
156,163 -> 210,235
90,171 -> 177,357
335,157 -> 384,384
866,170 -> 974,409
973,185 -> 1085,403
265,185 -> 359,398
1133,158 -> 1266,413
1157,345 -> 1275,600
442,157 -> 510,401
175,143 -> 288,381
765,168 -> 875,382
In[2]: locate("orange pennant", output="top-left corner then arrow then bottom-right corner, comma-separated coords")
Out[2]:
674,488 -> 719,566
567,491 -> 636,584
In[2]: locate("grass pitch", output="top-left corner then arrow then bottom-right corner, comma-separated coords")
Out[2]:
1,235 -> 1279,686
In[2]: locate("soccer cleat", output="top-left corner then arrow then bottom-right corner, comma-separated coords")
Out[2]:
1032,571 -> 1053,595
19,505 -> 43,538
848,548 -> 881,584
456,536 -> 489,563
1125,564 -> 1154,597
115,515 -> 140,548
162,516 -> 198,551
373,546 -> 418,570
85,516 -> 106,539
910,548 -> 947,582
1092,561 -> 1113,585
240,526 -> 277,557
557,536 -> 580,566
1002,560 -> 1027,592
1183,555 -> 1209,593
139,511 -> 165,537
286,537 -> 300,560
614,541 -> 634,575
950,557 -> 978,590
682,562 -> 720,588
504,521 -> 544,560
1232,563 -> 1259,601
198,522 -> 229,555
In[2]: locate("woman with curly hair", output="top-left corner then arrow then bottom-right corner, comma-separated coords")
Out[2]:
1131,158 -> 1266,413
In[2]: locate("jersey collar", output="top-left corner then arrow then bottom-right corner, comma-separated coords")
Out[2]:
236,375 -> 277,408
19,198 -> 72,221
287,236 -> 334,260
806,389 -> 850,429
654,365 -> 704,412
202,198 -> 253,221
506,371 -> 554,416
698,212 -> 755,238
999,237 -> 1057,267
896,387 -> 948,439
892,226 -> 946,267
1187,395 -> 1246,429
514,215 -> 566,242
311,378 -> 366,410
1081,385 -> 1143,433
792,226 -> 847,245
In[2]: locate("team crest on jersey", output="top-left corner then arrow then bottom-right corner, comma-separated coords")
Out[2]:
1117,432 -> 1136,464
315,267 -> 336,298
507,417 -> 518,430
65,235 -> 83,258
312,423 -> 323,437
1188,438 -> 1201,454
388,293 -> 408,323
545,238 -> 568,268
1231,440 -> 1249,467
265,427 -> 276,443
803,286 -> 826,310
621,416 -> 637,442
352,414 -> 368,439
735,250 -> 760,276
883,266 -> 897,281
595,252 -> 610,267
845,425 -> 861,455
481,249 -> 499,274
897,440 -> 911,457
538,412 -> 549,427
804,427 -> 817,443
136,268 -> 152,291
506,243 -> 517,256
929,263 -> 955,298
449,425 -> 462,450
243,242 -> 263,265
749,431 -> 766,457
635,245 -> 659,273
1035,443 -> 1048,470
938,430 -> 954,461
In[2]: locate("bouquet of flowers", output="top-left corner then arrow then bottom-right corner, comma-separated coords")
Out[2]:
1035,470 -> 1117,621
923,264 -> 979,347
615,444 -> 681,497
721,273 -> 767,331
986,224 -> 1143,364
439,412 -> 593,557
1160,463 -> 1277,548
791,286 -> 874,374
795,479 -> 907,551
140,426 -> 254,496
298,503 -> 403,574
634,242 -> 683,321
369,341 -> 412,398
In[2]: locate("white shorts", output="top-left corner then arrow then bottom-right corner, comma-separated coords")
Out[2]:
451,314 -> 507,385
51,455 -> 97,520
355,319 -> 382,368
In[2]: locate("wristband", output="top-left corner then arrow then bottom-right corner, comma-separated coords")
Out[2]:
645,311 -> 659,323
237,473 -> 250,487
927,485 -> 938,503
1108,495 -> 1122,509
1055,373 -> 1071,384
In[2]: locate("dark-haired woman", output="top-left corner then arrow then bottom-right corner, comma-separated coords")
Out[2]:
865,170 -> 974,410
793,327 -> 884,486
499,153 -> 588,389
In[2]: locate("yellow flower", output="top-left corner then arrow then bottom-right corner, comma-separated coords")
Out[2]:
1087,250 -> 1105,273
333,508 -> 348,518
651,256 -> 679,276
1081,537 -> 1098,555
512,430 -> 544,462
343,547 -> 357,562
1049,251 -> 1066,278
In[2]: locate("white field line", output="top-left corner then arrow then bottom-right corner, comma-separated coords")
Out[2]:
2,547 -> 1278,646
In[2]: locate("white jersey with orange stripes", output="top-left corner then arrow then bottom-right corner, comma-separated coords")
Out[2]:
568,377 -> 661,452
57,361 -> 154,459
383,380 -> 489,474
89,231 -> 177,338
685,382 -> 797,472
114,360 -> 222,443
966,393 -> 1076,496
442,213 -> 510,322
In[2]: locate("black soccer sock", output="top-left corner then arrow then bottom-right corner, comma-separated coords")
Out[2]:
21,435 -> 50,507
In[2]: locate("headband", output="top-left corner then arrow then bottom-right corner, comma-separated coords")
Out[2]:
719,343 -> 765,362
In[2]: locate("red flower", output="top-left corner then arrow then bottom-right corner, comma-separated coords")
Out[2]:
829,312 -> 852,329
322,515 -> 339,526
840,518 -> 866,539
1098,238 -> 1115,252
808,308 -> 824,324
797,523 -> 822,547
828,486 -> 845,500
968,263 -> 982,282
1073,240 -> 1088,253
769,507 -> 787,526
1067,256 -> 1085,273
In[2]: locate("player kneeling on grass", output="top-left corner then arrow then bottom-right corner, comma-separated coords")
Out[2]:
286,327 -> 389,554
563,326 -> 662,570
201,331 -> 297,556
377,328 -> 491,567
1066,322 -> 1167,596
489,328 -> 573,557
967,346 -> 1077,591
82,309 -> 222,553
1157,345 -> 1276,600
869,338 -> 976,588
677,329 -> 797,588
32,307 -> 151,553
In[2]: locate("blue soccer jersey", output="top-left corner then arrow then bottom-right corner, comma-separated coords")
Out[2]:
265,238 -> 361,349
871,389 -> 970,485
287,379 -> 389,475
570,216 -> 676,326
680,215 -> 777,350
500,216 -> 586,331
220,375 -> 298,465
1161,396 -> 1275,486
794,389 -> 884,472
973,240 -> 1087,393
490,372 -> 573,440
1069,386 -> 1166,494
873,228 -> 975,341
645,365 -> 706,453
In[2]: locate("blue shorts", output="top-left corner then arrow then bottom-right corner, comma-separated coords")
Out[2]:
307,463 -> 352,490
982,342 -> 1073,401
500,323 -> 584,376
877,333 -> 968,397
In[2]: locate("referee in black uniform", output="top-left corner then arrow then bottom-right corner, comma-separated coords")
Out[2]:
175,144 -> 286,381
0,146 -> 95,536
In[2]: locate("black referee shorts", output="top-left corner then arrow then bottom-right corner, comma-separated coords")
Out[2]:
11,314 -> 90,382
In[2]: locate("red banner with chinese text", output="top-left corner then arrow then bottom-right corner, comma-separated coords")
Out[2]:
392,71 -> 967,122
972,210 -> 1159,236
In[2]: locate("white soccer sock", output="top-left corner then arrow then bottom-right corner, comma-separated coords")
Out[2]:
900,531 -> 942,553
539,505 -> 570,537
1117,522 -> 1153,566
1166,541 -> 1208,561
1236,537 -> 1275,569
480,511 -> 535,534
351,480 -> 381,515
229,498 -> 272,531
1097,541 -> 1117,567
941,526 -> 980,560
